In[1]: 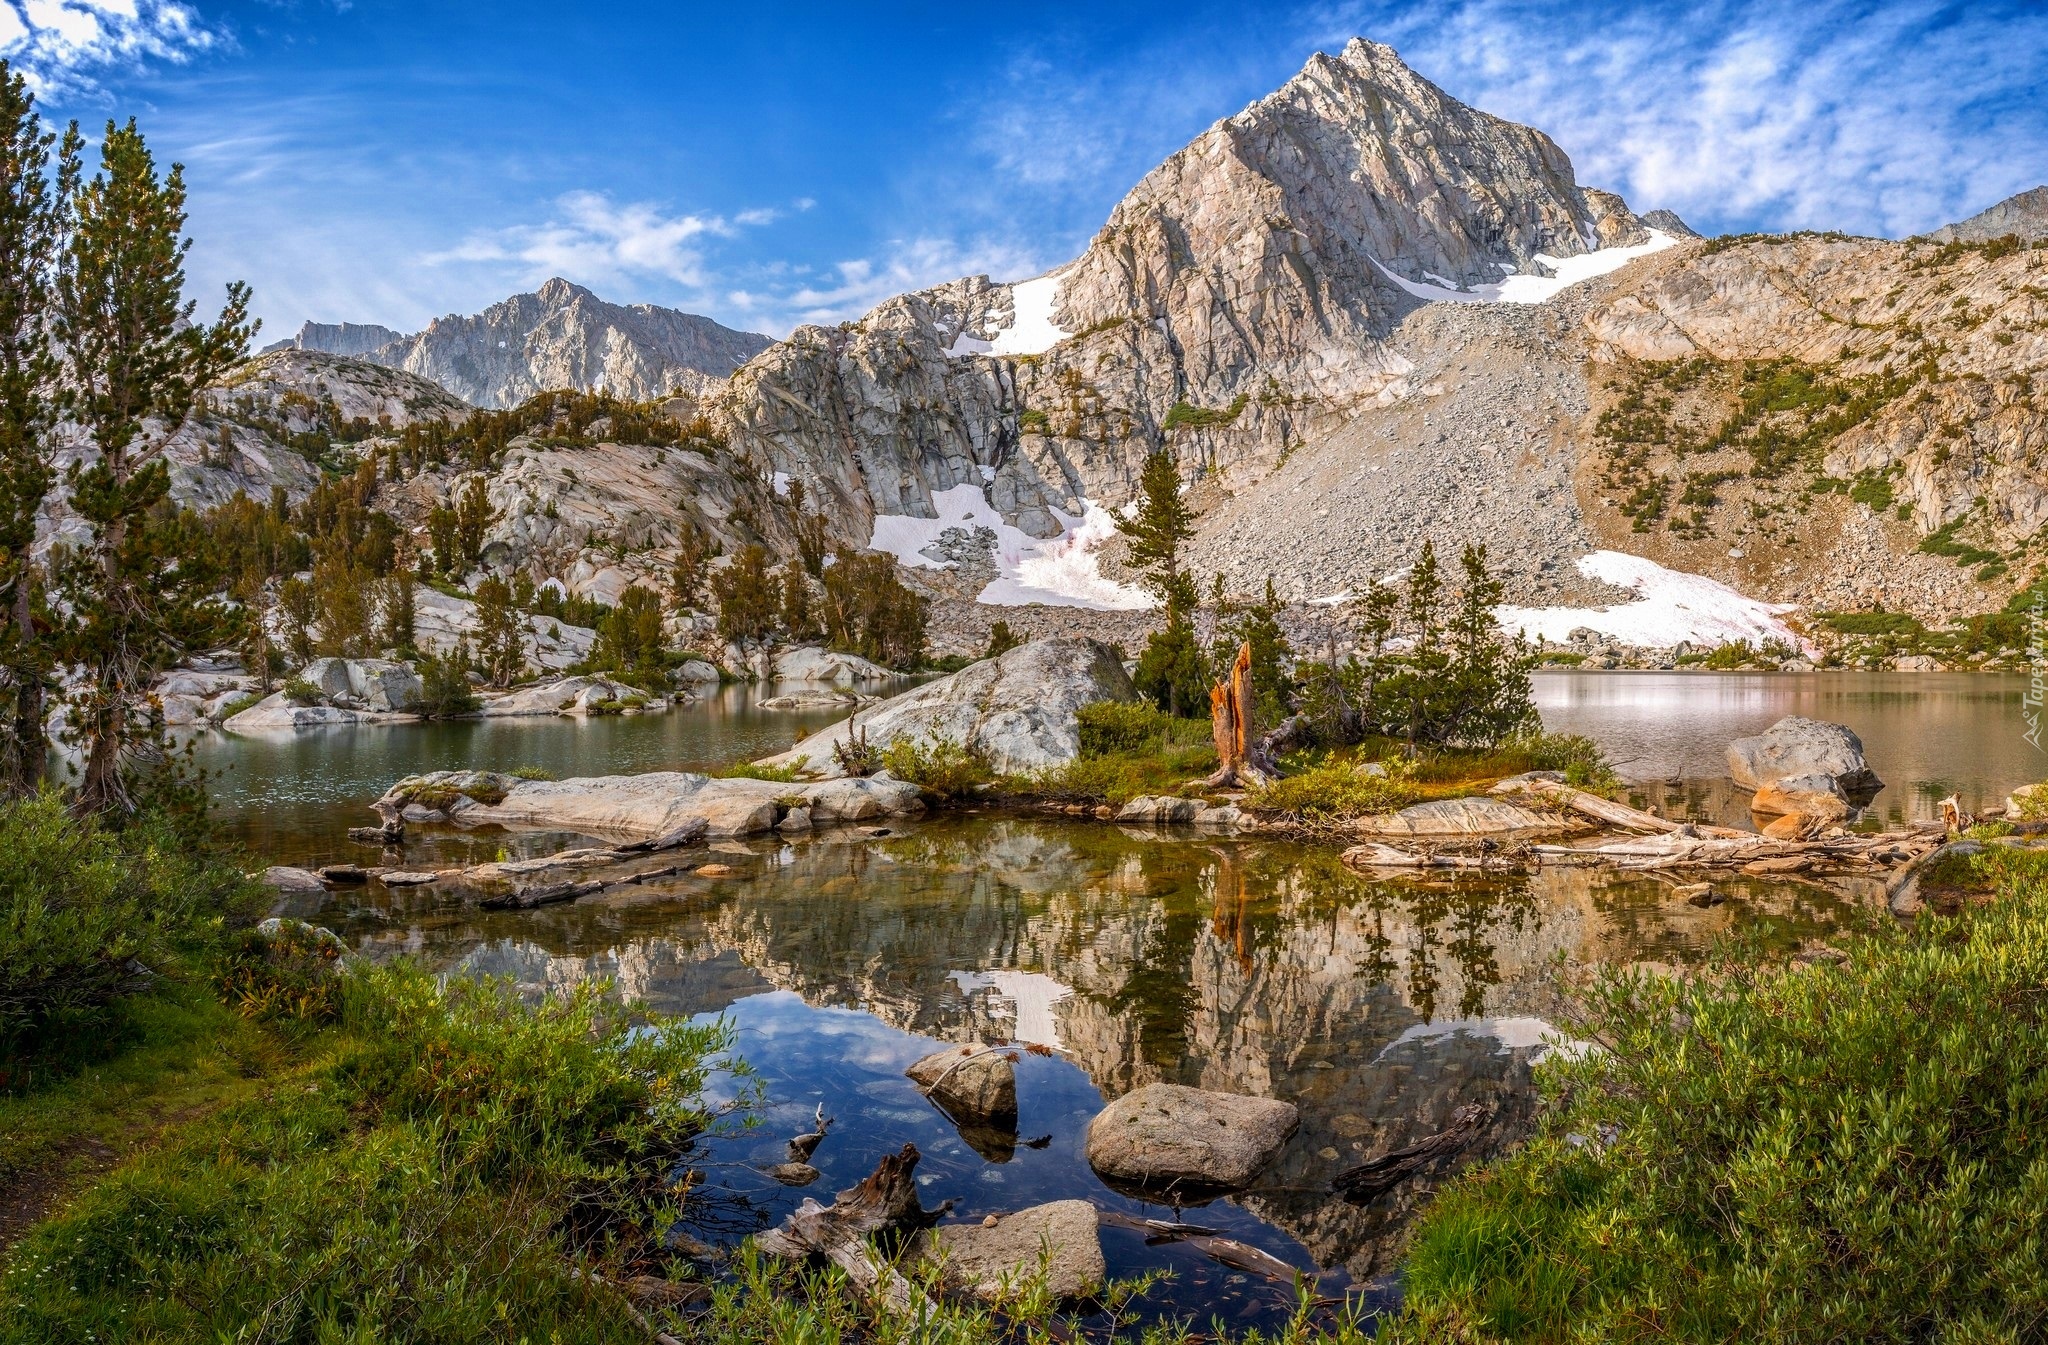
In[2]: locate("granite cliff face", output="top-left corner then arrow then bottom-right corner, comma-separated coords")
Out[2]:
262,321 -> 406,359
291,278 -> 775,409
1931,186 -> 2048,243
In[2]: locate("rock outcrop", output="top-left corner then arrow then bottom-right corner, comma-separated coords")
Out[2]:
297,657 -> 425,712
1931,186 -> 2048,243
760,638 -> 1136,777
1726,717 -> 1883,799
372,768 -> 924,840
771,647 -> 897,686
1085,1083 -> 1300,1193
318,278 -> 775,408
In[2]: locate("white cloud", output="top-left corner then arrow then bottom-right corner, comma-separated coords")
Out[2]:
1312,0 -> 2048,238
0,0 -> 219,96
781,236 -> 1044,328
428,190 -> 775,293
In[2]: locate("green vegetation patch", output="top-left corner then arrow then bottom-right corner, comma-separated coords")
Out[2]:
1161,392 -> 1250,432
1386,859 -> 2048,1344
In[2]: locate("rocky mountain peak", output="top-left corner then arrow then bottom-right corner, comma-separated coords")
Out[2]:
262,320 -> 406,359
1932,186 -> 2048,243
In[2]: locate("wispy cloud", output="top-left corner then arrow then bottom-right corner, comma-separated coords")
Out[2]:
429,191 -> 765,291
0,0 -> 221,97
761,236 -> 1045,328
1312,0 -> 2048,237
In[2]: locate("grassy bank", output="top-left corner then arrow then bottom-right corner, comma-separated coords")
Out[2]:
1382,845 -> 2048,1344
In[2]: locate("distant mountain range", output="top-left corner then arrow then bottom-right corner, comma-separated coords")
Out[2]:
265,278 -> 773,408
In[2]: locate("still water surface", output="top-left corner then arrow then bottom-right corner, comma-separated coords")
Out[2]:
215,672 -> 2021,1326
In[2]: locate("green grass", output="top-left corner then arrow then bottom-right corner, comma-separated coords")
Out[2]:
1384,851 -> 2048,1343
716,757 -> 808,782
1,957 -> 734,1344
1246,759 -> 1418,825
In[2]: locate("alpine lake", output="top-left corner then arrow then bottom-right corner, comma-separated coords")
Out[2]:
190,671 -> 2043,1331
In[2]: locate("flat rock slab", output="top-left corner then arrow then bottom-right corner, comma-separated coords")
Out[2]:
1358,797 -> 1567,838
379,870 -> 439,886
372,769 -> 924,841
907,1043 -> 1017,1122
914,1200 -> 1105,1302
1085,1083 -> 1298,1193
261,865 -> 327,895
1117,795 -> 1201,825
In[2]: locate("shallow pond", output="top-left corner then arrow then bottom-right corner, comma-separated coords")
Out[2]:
216,671 -> 2022,1328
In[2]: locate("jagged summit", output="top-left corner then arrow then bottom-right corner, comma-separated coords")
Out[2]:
278,280 -> 774,409
1932,186 -> 2048,243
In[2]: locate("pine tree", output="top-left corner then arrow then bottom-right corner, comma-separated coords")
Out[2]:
1231,578 -> 1294,727
452,475 -> 496,574
712,544 -> 778,645
311,553 -> 372,658
778,557 -> 814,639
819,548 -> 927,669
54,118 -> 252,812
0,67 -> 65,795
984,620 -> 1020,659
1118,450 -> 1207,716
593,584 -> 667,679
669,516 -> 718,609
471,575 -> 525,688
1445,543 -> 1535,745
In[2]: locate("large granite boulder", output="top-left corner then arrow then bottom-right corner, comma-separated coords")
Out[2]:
772,646 -> 896,686
912,1201 -> 1105,1302
224,694 -> 418,732
759,638 -> 1136,777
299,657 -> 424,712
1726,717 -> 1883,799
477,675 -> 649,718
371,768 -> 923,840
1084,1083 -> 1298,1193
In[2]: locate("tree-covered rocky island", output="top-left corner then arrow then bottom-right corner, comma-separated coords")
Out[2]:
5,21 -> 2048,1345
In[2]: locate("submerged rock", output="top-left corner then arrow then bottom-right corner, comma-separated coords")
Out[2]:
1084,1083 -> 1298,1193
758,638 -> 1136,777
912,1200 -> 1105,1302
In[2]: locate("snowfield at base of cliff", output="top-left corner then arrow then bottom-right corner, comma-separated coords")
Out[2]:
1497,552 -> 1811,653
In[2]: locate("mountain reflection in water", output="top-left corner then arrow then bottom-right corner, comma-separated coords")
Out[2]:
316,816 -> 1871,1322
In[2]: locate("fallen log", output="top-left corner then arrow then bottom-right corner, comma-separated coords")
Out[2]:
1341,842 -> 1531,872
1332,1102 -> 1490,1204
477,863 -> 690,910
617,818 -> 711,853
1095,1210 -> 1307,1288
755,1144 -> 952,1314
1502,779 -> 1751,839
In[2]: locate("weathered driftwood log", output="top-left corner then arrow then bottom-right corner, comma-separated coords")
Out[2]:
1094,1211 -> 1307,1287
755,1144 -> 952,1313
1332,1102 -> 1490,1204
476,862 -> 690,911
1341,842 -> 1531,872
1501,779 -> 1750,839
616,818 -> 710,853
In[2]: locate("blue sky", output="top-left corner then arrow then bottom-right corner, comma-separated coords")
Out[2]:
8,0 -> 2046,342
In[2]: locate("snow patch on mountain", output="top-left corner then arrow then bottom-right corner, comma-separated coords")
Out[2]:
989,269 -> 1073,356
1496,551 -> 1808,651
867,482 -> 1149,611
1376,230 -> 1679,305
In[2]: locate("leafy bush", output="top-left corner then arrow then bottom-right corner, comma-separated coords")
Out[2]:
1700,639 -> 1756,669
1245,758 -> 1417,824
508,764 -> 556,781
1077,700 -> 1184,757
1820,609 -> 1926,637
280,675 -> 323,705
1519,731 -> 1620,791
1389,859 -> 2048,1344
0,964 -> 732,1343
878,735 -> 992,799
0,794 -> 260,1078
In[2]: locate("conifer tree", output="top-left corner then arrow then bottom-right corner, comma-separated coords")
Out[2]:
0,67 -> 65,795
712,544 -> 778,645
53,118 -> 252,813
777,557 -> 813,638
471,575 -> 525,688
1118,451 -> 1205,715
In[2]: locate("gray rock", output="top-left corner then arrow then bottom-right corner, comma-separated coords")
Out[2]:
1116,795 -> 1201,825
1358,796 -> 1569,837
760,638 -> 1136,778
379,871 -> 439,886
913,1200 -> 1105,1302
261,865 -> 327,896
1193,803 -> 1245,830
477,675 -> 643,718
371,768 -> 924,841
1084,1083 -> 1299,1192
254,917 -> 346,954
674,659 -> 722,685
299,657 -> 425,712
1726,716 -> 1883,798
907,1043 -> 1017,1123
777,806 -> 813,834
771,646 -> 897,686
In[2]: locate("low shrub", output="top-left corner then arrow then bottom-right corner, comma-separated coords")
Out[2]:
718,757 -> 807,782
1246,758 -> 1418,824
280,675 -> 323,705
1388,862 -> 2048,1343
879,735 -> 993,799
0,793 -> 260,1080
508,764 -> 557,781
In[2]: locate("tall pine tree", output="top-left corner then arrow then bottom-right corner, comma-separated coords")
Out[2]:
0,67 -> 66,796
53,119 -> 252,813
1118,450 -> 1206,716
